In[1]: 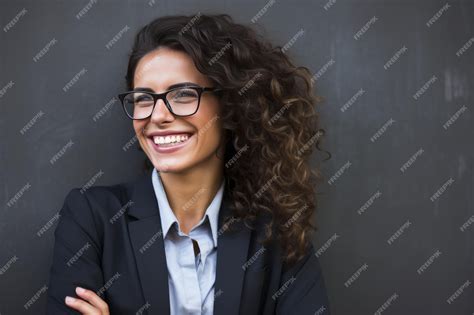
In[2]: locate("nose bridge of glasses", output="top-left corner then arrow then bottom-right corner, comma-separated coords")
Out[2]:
151,94 -> 173,117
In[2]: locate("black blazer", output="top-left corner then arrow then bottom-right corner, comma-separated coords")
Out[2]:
46,169 -> 331,315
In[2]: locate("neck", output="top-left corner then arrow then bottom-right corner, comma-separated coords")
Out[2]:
158,155 -> 224,235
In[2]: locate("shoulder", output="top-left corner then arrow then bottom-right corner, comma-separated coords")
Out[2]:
275,241 -> 331,314
249,213 -> 330,313
59,173 -> 145,230
55,175 -> 144,255
61,183 -> 126,221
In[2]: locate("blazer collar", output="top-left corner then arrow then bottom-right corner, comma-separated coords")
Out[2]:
125,169 -> 251,315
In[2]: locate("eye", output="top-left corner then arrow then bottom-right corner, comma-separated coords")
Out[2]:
169,88 -> 199,103
134,94 -> 153,103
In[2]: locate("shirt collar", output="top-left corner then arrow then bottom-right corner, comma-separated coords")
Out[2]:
151,168 -> 225,246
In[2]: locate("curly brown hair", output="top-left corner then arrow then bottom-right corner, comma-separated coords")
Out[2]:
124,13 -> 330,267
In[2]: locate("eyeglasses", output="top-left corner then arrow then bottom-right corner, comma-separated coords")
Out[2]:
117,85 -> 222,120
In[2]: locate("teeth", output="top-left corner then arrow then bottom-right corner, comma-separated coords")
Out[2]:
153,134 -> 190,145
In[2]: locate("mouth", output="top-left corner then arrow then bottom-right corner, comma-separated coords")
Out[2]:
146,132 -> 194,154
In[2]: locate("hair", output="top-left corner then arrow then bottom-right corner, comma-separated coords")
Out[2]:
124,13 -> 331,267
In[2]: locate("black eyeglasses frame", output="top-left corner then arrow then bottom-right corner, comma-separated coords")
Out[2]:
117,85 -> 222,119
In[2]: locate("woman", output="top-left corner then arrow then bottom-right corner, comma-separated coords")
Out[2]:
46,13 -> 331,315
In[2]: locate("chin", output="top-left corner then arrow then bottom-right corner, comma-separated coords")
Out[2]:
151,159 -> 190,174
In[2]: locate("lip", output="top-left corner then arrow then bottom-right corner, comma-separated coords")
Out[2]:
147,133 -> 194,154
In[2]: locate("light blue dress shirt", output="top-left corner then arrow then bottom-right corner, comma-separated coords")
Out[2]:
151,168 -> 225,315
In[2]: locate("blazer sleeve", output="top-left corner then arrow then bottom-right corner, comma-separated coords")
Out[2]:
45,188 -> 105,314
275,242 -> 331,315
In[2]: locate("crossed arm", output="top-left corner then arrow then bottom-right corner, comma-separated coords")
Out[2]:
46,189 -> 109,314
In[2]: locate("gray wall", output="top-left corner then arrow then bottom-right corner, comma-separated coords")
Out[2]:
1,0 -> 473,314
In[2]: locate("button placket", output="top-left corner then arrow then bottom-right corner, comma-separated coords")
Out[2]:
174,229 -> 202,312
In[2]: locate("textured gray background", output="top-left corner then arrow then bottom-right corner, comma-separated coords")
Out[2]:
1,0 -> 473,314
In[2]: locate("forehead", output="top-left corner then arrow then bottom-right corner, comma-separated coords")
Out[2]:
133,47 -> 208,91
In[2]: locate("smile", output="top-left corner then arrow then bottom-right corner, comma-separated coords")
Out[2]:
147,133 -> 194,153
153,134 -> 190,145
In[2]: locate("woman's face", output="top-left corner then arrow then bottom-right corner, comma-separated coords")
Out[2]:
132,47 -> 224,173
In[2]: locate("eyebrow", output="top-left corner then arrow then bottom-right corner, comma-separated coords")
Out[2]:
133,82 -> 200,93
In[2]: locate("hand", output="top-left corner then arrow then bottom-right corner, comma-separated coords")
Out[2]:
65,287 -> 110,315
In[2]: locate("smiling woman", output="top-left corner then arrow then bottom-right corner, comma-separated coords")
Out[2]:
46,13 -> 331,315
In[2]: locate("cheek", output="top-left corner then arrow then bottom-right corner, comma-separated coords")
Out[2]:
193,112 -> 223,152
133,120 -> 147,134
133,121 -> 147,145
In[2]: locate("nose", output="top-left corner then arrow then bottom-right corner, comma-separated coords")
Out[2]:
149,98 -> 175,123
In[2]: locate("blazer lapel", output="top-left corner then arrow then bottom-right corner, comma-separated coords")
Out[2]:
127,170 -> 170,315
213,193 -> 252,315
